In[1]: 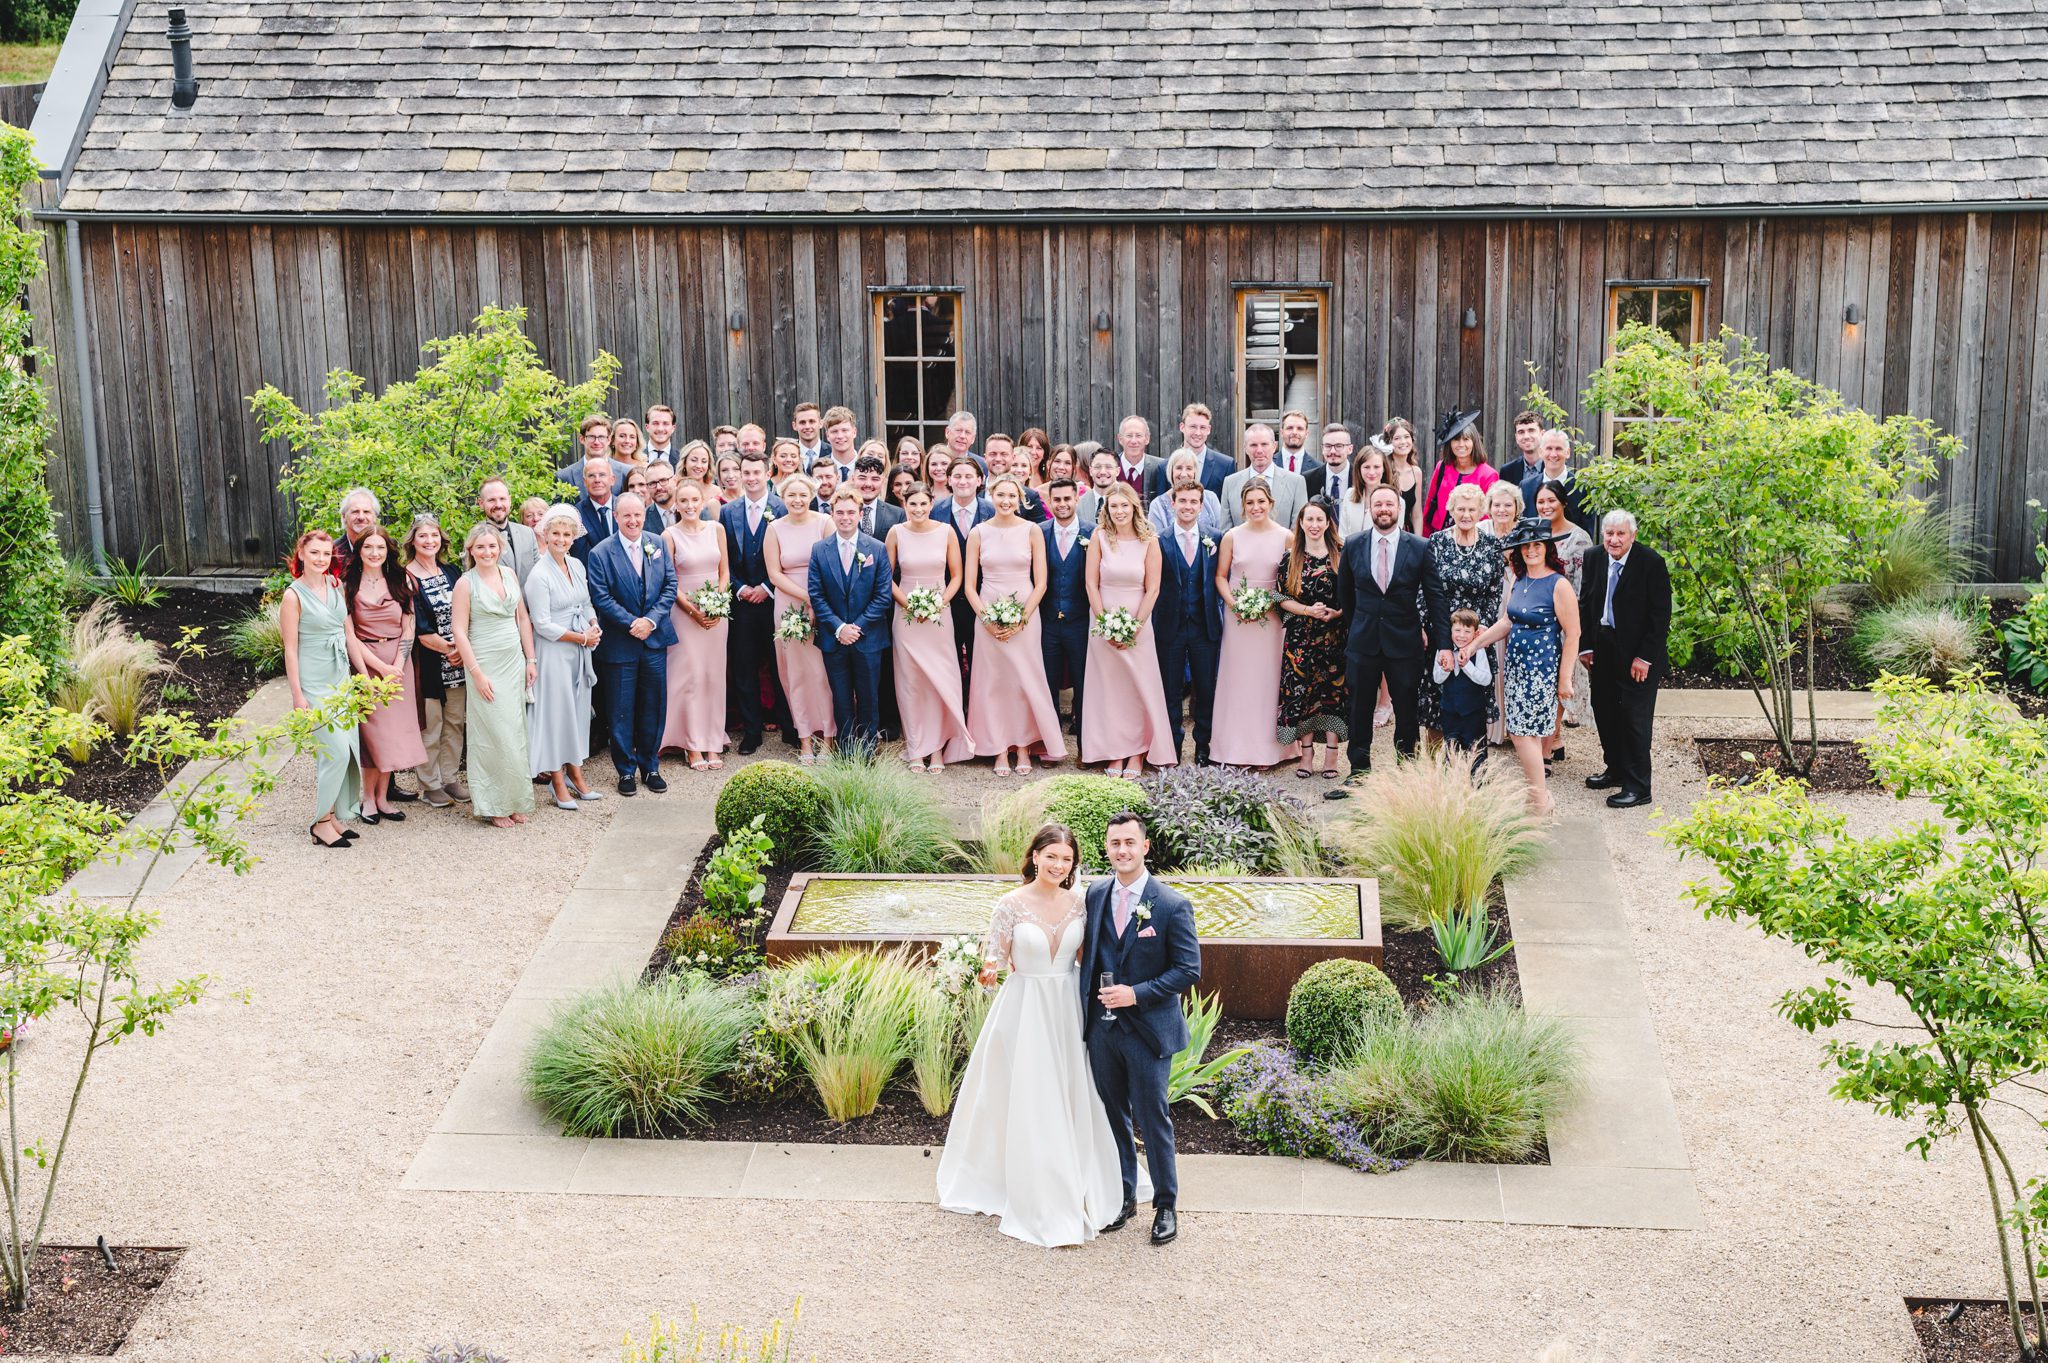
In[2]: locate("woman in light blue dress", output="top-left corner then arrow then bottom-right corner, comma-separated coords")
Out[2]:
279,529 -> 361,848
525,504 -> 603,811
453,521 -> 538,827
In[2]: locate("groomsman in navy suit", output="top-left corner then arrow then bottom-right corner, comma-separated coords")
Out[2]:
1153,483 -> 1226,765
808,487 -> 894,753
718,451 -> 789,753
1039,478 -> 1092,737
586,493 -> 677,795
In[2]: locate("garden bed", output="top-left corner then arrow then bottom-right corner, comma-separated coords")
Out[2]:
0,1245 -> 182,1356
1906,1298 -> 2043,1363
1667,618 -> 1875,692
59,589 -> 266,816
1694,737 -> 1879,793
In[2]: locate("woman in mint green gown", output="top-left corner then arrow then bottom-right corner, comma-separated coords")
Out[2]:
280,530 -> 362,847
453,521 -> 539,826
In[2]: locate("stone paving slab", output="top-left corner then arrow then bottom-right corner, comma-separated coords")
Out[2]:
1657,688 -> 1877,722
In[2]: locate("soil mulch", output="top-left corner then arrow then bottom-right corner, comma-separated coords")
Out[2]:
1695,737 -> 1879,794
0,1245 -> 182,1356
58,589 -> 266,816
1907,1299 -> 2044,1363
1667,618 -> 1874,693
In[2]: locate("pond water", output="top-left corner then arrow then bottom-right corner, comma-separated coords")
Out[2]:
786,877 -> 1363,940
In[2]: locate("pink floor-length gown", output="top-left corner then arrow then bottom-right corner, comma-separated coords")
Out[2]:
770,514 -> 837,741
1080,534 -> 1177,766
1210,523 -> 1295,767
661,523 -> 730,754
350,590 -> 428,769
892,525 -> 974,764
965,521 -> 1067,760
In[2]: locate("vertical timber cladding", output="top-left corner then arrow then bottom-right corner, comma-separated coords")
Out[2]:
50,212 -> 2048,577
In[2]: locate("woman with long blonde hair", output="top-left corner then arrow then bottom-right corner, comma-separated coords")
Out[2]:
1080,482 -> 1175,777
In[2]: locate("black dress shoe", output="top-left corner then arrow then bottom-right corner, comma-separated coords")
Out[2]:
1150,1206 -> 1178,1245
387,784 -> 419,803
357,810 -> 380,826
1585,770 -> 1623,790
1193,747 -> 1212,767
1101,1200 -> 1135,1233
378,807 -> 406,823
617,775 -> 638,797
737,735 -> 762,755
1606,789 -> 1652,808
643,772 -> 668,793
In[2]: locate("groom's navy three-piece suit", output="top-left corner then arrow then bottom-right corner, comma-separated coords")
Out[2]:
1079,872 -> 1201,1211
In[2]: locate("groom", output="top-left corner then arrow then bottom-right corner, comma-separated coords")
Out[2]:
1079,811 -> 1201,1245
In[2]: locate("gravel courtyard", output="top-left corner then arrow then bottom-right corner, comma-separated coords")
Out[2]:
33,719 -> 2005,1363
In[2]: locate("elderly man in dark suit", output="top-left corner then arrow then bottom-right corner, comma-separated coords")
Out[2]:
1333,484 -> 1450,791
1578,508 -> 1672,808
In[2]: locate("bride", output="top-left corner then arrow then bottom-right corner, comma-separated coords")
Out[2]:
936,822 -> 1144,1247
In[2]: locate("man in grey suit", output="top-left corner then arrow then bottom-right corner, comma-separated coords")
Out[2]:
475,477 -> 540,584
1112,415 -> 1164,502
1222,424 -> 1309,530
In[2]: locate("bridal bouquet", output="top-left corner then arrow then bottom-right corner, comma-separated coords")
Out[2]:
1231,581 -> 1276,624
774,603 -> 813,643
690,581 -> 733,620
981,595 -> 1025,629
933,935 -> 988,997
905,586 -> 946,623
1092,606 -> 1140,647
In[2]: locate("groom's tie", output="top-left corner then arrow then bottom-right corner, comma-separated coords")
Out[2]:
1113,883 -> 1133,937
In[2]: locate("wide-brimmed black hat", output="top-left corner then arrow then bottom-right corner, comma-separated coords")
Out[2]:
1496,514 -> 1569,552
1433,408 -> 1481,448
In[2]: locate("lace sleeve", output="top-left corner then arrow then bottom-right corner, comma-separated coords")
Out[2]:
982,896 -> 1018,973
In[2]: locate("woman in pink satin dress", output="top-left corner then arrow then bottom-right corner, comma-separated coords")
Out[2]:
964,476 -> 1067,774
887,483 -> 973,773
1081,481 -> 1177,777
344,526 -> 428,822
1210,477 -> 1295,768
659,480 -> 731,770
763,473 -> 837,764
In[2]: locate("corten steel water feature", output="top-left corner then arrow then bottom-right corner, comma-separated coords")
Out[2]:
766,873 -> 1382,1019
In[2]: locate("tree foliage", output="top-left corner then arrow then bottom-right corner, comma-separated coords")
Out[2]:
252,306 -> 617,548
1663,670 -> 2048,1360
0,128 -> 65,677
1554,323 -> 1956,771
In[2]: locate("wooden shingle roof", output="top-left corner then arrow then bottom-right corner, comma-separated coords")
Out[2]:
54,0 -> 2048,216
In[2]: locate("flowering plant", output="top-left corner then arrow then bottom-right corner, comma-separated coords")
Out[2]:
690,581 -> 733,620
774,603 -> 813,643
1231,582 -> 1276,624
1092,606 -> 1140,647
905,587 -> 946,623
1214,1045 -> 1399,1174
933,935 -> 991,998
981,595 -> 1026,629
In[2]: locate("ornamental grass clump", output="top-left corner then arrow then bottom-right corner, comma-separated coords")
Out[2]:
225,599 -> 286,675
1864,503 -> 1980,607
52,600 -> 172,747
973,780 -> 1057,876
525,976 -> 755,1137
768,947 -> 924,1121
1329,744 -> 1546,931
810,753 -> 962,874
1851,599 -> 1990,683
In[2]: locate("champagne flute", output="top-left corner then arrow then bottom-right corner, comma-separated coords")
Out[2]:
1099,971 -> 1117,1023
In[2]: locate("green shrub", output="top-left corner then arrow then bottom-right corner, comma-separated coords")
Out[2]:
712,760 -> 824,867
1852,599 -> 1990,682
226,600 -> 285,676
660,916 -> 759,980
0,128 -> 64,678
699,815 -> 772,924
525,976 -> 754,1136
1330,745 -> 1547,930
1865,503 -> 1979,607
1040,775 -> 1148,872
1284,958 -> 1403,1063
810,754 -> 960,874
1326,984 -> 1582,1163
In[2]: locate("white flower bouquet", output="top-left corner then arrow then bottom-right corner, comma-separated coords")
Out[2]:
933,935 -> 988,997
690,582 -> 733,619
1231,582 -> 1276,623
905,586 -> 946,623
981,594 -> 1025,629
774,603 -> 813,643
1092,606 -> 1140,646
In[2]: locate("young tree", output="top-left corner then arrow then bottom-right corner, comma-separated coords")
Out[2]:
252,306 -> 619,545
1664,670 -> 2047,1361
0,635 -> 386,1311
0,128 -> 66,676
1557,323 -> 1956,773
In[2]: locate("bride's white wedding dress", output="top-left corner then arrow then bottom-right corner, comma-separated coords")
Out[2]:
936,889 -> 1146,1247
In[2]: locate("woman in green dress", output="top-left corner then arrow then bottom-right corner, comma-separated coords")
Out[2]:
280,529 -> 362,848
453,521 -> 538,827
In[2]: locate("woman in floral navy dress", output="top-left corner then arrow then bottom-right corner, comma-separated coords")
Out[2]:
1274,499 -> 1348,780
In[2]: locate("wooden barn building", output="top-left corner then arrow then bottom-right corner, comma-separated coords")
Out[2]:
27,0 -> 2048,577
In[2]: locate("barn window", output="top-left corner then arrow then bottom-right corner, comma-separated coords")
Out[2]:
1236,288 -> 1327,440
1605,281 -> 1706,455
874,290 -> 963,453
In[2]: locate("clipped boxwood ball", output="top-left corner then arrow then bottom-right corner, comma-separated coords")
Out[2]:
1285,958 -> 1403,1062
1040,775 -> 1151,871
713,761 -> 824,867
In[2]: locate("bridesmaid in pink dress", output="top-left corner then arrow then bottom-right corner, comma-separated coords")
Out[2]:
1210,477 -> 1295,768
1081,482 -> 1177,777
964,476 -> 1067,773
888,484 -> 973,772
344,527 -> 428,822
763,473 -> 838,763
659,481 -> 731,770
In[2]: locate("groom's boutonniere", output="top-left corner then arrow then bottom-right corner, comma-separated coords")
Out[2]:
643,541 -> 661,560
1134,902 -> 1153,924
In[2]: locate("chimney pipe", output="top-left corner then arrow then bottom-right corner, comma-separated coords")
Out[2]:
168,8 -> 199,111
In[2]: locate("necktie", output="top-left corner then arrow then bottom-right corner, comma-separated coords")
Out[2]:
1180,529 -> 1196,565
1114,883 -> 1133,936
840,538 -> 855,573
861,502 -> 874,534
1375,535 -> 1391,592
1058,527 -> 1074,557
747,501 -> 761,533
601,504 -> 613,536
1603,556 -> 1623,628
